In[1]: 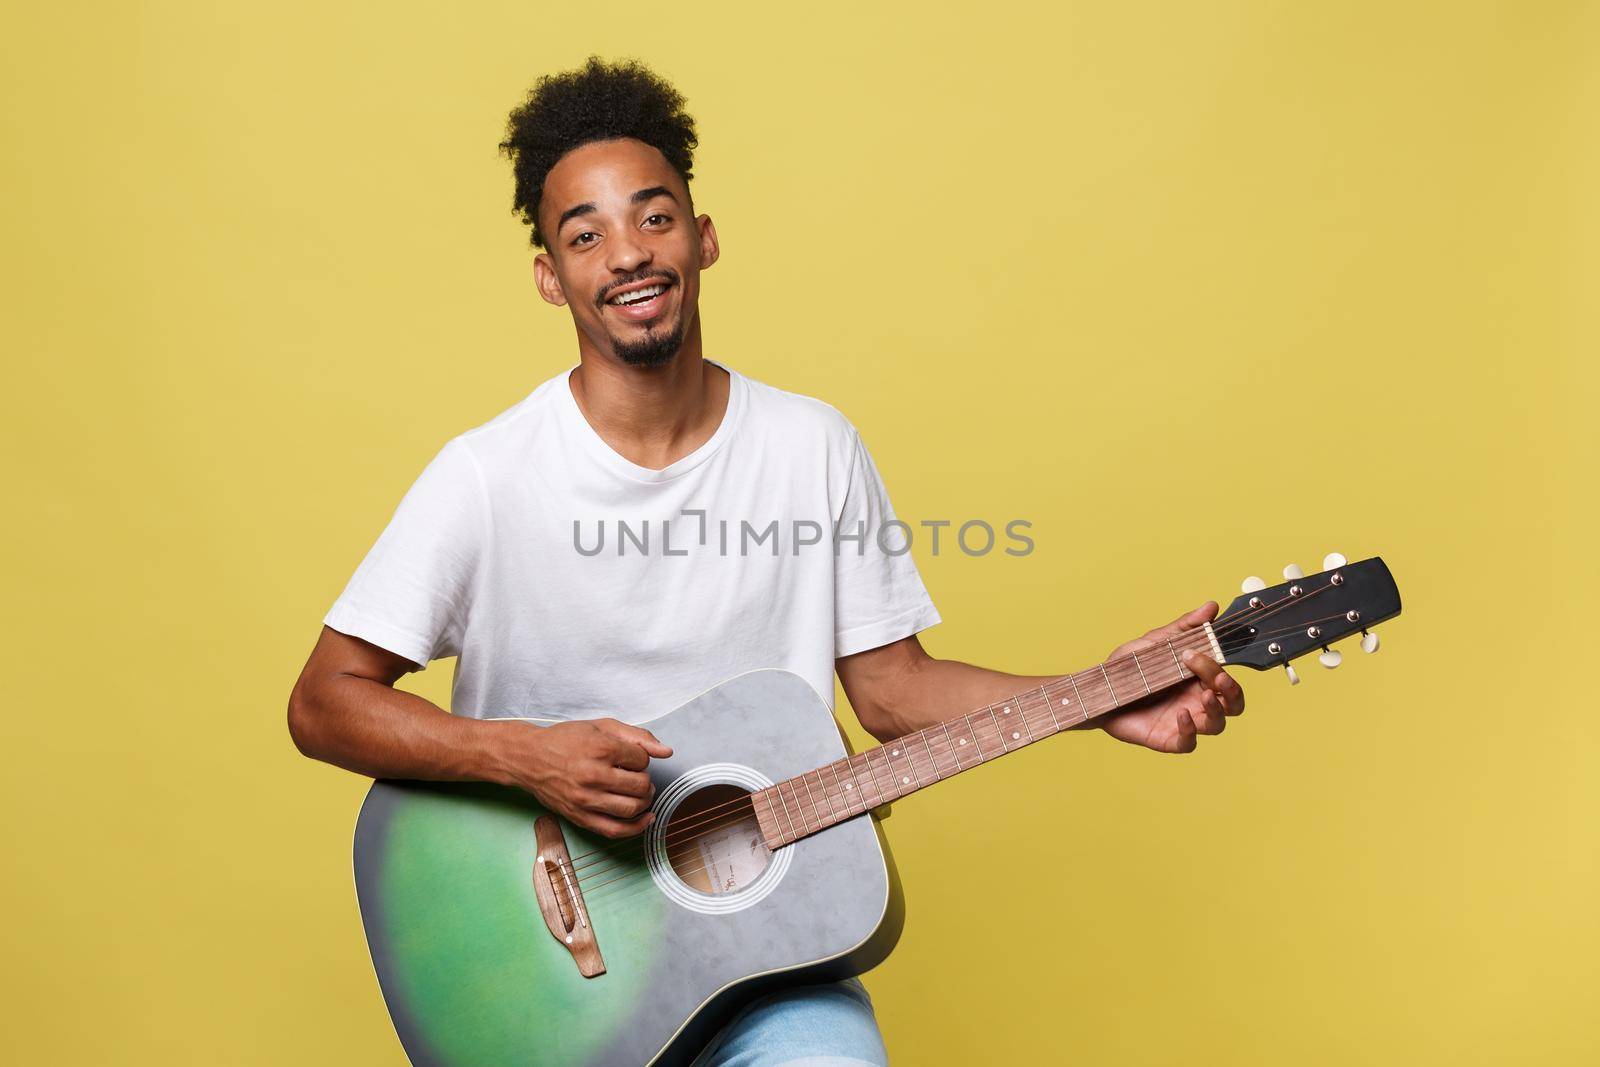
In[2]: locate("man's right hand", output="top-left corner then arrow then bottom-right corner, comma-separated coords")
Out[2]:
485,717 -> 673,839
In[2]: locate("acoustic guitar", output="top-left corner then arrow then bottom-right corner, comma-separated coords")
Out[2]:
352,554 -> 1401,1065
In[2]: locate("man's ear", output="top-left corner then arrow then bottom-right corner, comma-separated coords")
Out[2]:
533,252 -> 568,307
696,214 -> 720,270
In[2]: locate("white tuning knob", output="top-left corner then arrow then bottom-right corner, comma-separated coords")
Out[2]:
1241,575 -> 1266,593
1283,563 -> 1304,580
1323,552 -> 1347,570
1319,648 -> 1342,669
1361,630 -> 1380,654
1284,664 -> 1300,685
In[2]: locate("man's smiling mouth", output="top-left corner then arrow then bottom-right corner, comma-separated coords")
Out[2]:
603,277 -> 675,320
608,283 -> 669,307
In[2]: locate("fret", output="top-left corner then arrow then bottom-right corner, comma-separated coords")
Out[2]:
1008,700 -> 1036,743
841,752 -> 871,810
753,789 -> 777,843
781,779 -> 806,836
870,748 -> 896,805
965,710 -> 986,760
917,728 -> 944,780
1166,638 -> 1189,681
776,782 -> 802,841
996,701 -> 1023,747
938,719 -> 966,771
1074,669 -> 1112,717
1067,674 -> 1088,722
985,705 -> 1010,752
798,774 -> 826,832
1098,663 -> 1119,706
832,758 -> 870,819
768,639 -> 1238,848
887,740 -> 917,794
1131,652 -> 1153,695
812,768 -> 842,821
870,748 -> 897,805
903,736 -> 927,788
819,758 -> 844,819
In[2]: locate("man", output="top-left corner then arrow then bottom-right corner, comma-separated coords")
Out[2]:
288,56 -> 1245,1066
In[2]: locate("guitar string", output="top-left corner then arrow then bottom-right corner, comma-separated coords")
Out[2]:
564,588 -> 1341,884
581,604 -> 1366,907
562,629 -> 1224,883
580,662 -> 1171,905
559,599 -> 1282,876
582,697 -> 1104,905
563,585 -> 1325,880
569,627 -> 1203,876
569,597 -> 1340,893
569,665 -> 1154,897
575,599 -> 1358,898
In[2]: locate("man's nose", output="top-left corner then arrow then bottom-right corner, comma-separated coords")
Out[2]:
605,230 -> 651,275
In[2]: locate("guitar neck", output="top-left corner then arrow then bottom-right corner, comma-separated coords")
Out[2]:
751,624 -> 1223,849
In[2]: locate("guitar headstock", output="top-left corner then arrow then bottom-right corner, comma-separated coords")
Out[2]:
1213,554 -> 1401,682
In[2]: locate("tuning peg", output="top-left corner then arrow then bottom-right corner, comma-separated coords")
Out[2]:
1284,663 -> 1300,685
1319,648 -> 1342,669
1361,630 -> 1380,654
1283,563 -> 1304,580
1241,575 -> 1266,593
1323,552 -> 1347,570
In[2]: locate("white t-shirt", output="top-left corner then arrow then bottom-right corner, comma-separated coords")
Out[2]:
323,360 -> 941,722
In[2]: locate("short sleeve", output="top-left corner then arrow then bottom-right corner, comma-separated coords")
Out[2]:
832,430 -> 942,658
323,438 -> 487,670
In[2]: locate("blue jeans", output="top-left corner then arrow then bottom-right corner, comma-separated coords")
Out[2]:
689,977 -> 889,1066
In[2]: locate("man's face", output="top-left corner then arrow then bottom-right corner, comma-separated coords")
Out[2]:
533,138 -> 718,368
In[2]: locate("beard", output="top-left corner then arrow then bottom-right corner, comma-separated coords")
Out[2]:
609,314 -> 685,367
596,267 -> 686,368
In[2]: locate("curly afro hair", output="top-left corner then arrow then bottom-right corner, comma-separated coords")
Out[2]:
499,56 -> 699,250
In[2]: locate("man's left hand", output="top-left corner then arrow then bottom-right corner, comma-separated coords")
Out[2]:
1095,601 -> 1245,753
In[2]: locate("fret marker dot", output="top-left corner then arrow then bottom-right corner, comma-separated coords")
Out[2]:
845,783 -> 853,790
1012,731 -> 1021,740
958,738 -> 967,745
1002,707 -> 1011,714
1061,697 -> 1070,705
901,776 -> 910,785
891,749 -> 900,757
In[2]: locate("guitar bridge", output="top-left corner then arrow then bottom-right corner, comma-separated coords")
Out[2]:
531,815 -> 606,978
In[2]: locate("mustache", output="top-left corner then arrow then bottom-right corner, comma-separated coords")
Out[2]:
595,267 -> 681,309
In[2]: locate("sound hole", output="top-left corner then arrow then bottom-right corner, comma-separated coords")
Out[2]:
664,784 -> 771,896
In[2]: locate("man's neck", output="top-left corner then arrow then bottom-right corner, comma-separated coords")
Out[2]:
568,346 -> 731,472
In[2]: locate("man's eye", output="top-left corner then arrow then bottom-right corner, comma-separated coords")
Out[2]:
572,231 -> 598,246
644,214 -> 669,226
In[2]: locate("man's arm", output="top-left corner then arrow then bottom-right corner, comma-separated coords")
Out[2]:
835,603 -> 1244,754
287,626 -> 672,837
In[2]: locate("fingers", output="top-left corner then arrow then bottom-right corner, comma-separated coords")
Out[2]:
573,808 -> 656,840
1182,649 -> 1245,717
591,718 -> 673,772
603,766 -> 656,799
581,788 -> 656,820
1117,601 -> 1222,658
1173,707 -> 1199,753
1192,688 -> 1226,735
594,717 -> 673,759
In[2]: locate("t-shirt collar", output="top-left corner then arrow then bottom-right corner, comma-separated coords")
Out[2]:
557,358 -> 746,484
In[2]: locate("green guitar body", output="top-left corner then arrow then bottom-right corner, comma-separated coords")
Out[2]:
353,669 -> 904,1066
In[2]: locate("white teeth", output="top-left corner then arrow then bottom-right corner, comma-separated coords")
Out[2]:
611,284 -> 666,306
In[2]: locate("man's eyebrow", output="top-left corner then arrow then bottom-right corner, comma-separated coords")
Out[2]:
556,201 -> 596,232
631,185 -> 678,205
555,187 -> 678,234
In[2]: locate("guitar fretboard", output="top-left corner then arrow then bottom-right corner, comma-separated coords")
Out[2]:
751,624 -> 1222,848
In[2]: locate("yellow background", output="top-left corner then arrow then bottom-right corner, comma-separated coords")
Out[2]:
4,2 -> 1596,1063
